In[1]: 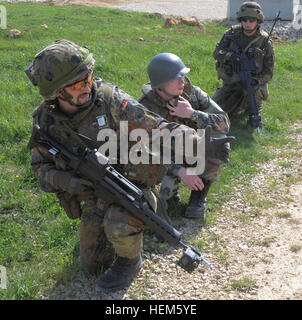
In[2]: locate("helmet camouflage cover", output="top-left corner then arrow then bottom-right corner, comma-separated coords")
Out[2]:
236,1 -> 264,23
25,39 -> 95,99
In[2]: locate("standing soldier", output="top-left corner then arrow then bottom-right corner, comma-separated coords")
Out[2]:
139,53 -> 230,221
25,40 -> 233,292
212,1 -> 275,127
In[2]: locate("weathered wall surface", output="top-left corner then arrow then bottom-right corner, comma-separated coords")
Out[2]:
227,0 -> 300,21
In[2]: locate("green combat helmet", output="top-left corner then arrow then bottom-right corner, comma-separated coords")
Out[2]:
236,1 -> 264,23
25,39 -> 95,100
147,53 -> 190,89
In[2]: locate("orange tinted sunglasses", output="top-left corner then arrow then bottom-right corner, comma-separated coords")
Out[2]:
65,73 -> 93,91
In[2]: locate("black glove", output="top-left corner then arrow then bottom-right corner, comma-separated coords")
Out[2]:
53,171 -> 93,196
204,126 -> 236,163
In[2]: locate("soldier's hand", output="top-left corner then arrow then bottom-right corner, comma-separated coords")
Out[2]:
167,96 -> 194,119
204,126 -> 236,163
178,167 -> 204,191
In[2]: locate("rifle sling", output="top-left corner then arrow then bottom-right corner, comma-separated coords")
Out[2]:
243,36 -> 262,53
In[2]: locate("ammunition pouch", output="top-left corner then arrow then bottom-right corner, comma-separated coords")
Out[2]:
56,191 -> 82,219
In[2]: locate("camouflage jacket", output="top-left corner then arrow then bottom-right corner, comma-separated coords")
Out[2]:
138,77 -> 230,176
30,78 -> 197,192
213,25 -> 275,85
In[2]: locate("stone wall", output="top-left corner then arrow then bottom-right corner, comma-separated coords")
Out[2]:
227,0 -> 300,21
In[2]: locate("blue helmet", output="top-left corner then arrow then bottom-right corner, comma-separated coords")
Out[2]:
147,53 -> 190,89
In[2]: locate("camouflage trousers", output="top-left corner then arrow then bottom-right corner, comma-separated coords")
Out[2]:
159,157 -> 224,201
78,188 -> 166,275
212,82 -> 269,116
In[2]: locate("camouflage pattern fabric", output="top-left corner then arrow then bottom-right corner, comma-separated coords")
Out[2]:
29,39 -> 95,99
212,25 -> 275,115
236,2 -> 264,23
104,204 -> 145,260
138,77 -> 230,200
80,198 -> 116,275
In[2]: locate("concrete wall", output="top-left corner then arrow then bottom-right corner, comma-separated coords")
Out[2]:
227,0 -> 300,21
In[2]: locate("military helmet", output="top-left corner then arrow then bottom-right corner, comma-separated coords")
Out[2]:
236,1 -> 264,23
147,53 -> 190,89
25,39 -> 95,99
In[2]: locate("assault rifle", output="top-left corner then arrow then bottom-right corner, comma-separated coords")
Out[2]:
227,46 -> 263,133
226,11 -> 281,133
28,124 -> 212,272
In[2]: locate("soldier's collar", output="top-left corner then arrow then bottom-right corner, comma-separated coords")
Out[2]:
142,83 -> 166,108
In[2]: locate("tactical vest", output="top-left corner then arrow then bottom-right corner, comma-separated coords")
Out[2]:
216,25 -> 269,81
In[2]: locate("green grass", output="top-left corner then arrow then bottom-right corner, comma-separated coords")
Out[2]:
231,276 -> 258,292
0,2 -> 302,299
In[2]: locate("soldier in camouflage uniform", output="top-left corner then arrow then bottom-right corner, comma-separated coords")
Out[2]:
139,53 -> 230,221
212,1 -> 275,126
26,40 -> 233,292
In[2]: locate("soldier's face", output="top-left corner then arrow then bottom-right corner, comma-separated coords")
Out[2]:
241,17 -> 258,35
63,73 -> 93,105
161,76 -> 185,96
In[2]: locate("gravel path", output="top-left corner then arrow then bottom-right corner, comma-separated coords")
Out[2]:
53,0 -> 228,21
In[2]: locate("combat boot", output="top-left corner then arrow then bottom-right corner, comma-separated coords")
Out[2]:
97,254 -> 143,292
184,180 -> 212,220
